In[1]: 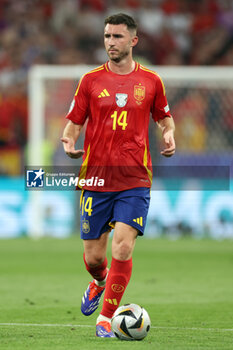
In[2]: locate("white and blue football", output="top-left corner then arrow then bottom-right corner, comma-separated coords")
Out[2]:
111,303 -> 151,341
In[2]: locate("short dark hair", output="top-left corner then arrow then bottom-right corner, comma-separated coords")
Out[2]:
104,13 -> 137,33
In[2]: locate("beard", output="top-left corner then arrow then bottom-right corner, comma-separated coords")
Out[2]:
107,49 -> 130,63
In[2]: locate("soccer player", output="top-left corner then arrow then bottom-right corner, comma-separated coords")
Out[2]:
61,13 -> 175,337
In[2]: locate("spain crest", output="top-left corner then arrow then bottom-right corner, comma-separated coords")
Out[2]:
82,219 -> 90,234
134,85 -> 145,105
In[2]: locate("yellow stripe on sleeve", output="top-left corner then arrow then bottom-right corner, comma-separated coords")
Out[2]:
140,65 -> 166,96
75,66 -> 104,96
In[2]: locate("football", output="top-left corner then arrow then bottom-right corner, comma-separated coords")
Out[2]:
111,303 -> 151,340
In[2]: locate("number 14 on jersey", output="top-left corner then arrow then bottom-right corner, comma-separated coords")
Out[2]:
111,111 -> 128,130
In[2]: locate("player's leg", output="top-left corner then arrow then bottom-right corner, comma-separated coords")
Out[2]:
111,221 -> 137,260
96,222 -> 137,337
80,190 -> 114,317
96,187 -> 150,337
81,231 -> 110,316
100,222 -> 137,313
83,230 -> 110,285
83,229 -> 110,268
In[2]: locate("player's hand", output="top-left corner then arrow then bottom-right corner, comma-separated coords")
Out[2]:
161,130 -> 176,157
61,137 -> 85,159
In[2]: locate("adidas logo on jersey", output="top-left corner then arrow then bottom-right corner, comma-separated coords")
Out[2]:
98,89 -> 110,98
133,217 -> 143,226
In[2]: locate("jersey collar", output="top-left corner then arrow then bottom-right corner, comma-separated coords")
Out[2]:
104,61 -> 139,74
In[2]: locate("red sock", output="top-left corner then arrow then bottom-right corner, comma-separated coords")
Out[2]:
83,254 -> 108,281
100,257 -> 132,318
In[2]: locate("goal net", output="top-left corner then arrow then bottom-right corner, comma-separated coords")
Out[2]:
27,65 -> 233,239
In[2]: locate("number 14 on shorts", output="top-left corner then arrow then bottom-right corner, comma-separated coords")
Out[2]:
81,197 -> 93,216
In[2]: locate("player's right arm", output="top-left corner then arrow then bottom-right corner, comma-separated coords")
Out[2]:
61,121 -> 84,159
61,73 -> 89,159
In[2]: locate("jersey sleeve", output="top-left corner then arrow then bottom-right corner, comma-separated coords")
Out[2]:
151,75 -> 172,122
65,74 -> 89,125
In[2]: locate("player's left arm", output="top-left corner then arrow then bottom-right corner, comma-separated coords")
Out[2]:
157,116 -> 176,157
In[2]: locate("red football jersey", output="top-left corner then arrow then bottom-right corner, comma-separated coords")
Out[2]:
66,62 -> 172,191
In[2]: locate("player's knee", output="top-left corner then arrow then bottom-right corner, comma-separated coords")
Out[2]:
113,240 -> 133,261
85,254 -> 105,268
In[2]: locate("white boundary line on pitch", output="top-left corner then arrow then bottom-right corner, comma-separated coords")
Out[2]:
0,323 -> 233,332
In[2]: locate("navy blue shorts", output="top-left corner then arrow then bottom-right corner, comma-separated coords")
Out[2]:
80,187 -> 150,239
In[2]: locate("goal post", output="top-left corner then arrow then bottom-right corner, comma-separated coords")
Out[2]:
27,65 -> 233,239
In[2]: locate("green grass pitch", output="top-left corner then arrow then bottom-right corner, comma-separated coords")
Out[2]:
0,236 -> 233,350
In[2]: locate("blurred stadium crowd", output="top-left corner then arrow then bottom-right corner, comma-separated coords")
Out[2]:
0,0 -> 233,175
